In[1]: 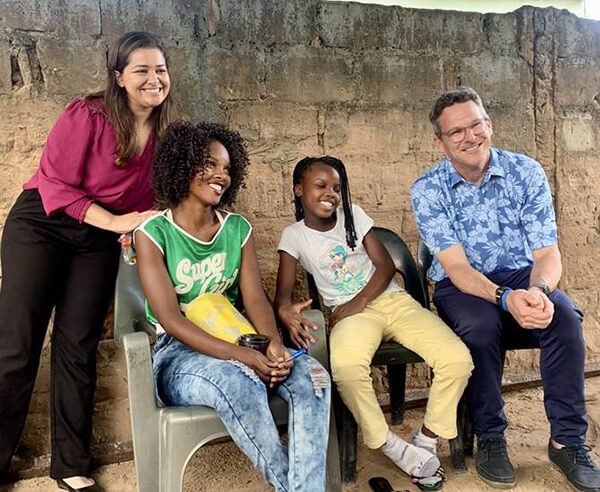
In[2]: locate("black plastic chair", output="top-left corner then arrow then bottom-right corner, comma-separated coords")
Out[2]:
306,226 -> 426,485
417,240 -> 540,471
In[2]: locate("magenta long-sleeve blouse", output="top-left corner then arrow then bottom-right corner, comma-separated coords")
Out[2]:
23,98 -> 155,223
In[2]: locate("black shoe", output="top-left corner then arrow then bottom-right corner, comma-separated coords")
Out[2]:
368,477 -> 395,492
548,441 -> 600,491
475,433 -> 517,489
56,478 -> 104,491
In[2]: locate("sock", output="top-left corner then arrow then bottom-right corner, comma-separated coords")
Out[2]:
381,431 -> 440,478
412,427 -> 439,456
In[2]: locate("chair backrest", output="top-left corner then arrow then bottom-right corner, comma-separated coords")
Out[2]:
307,226 -> 429,309
114,256 -> 155,345
416,239 -> 433,306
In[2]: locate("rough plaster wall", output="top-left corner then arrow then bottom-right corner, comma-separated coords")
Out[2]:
0,0 -> 598,467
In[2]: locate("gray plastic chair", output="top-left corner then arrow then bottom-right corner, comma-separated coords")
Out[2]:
113,256 -> 342,492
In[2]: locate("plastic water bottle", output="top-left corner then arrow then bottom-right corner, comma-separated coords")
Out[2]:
118,233 -> 136,265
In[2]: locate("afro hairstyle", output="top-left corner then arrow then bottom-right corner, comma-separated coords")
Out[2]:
152,121 -> 249,208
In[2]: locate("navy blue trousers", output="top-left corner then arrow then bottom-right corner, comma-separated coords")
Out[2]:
433,267 -> 587,445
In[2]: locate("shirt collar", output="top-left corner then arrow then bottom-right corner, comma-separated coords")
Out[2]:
445,147 -> 504,188
487,148 -> 504,178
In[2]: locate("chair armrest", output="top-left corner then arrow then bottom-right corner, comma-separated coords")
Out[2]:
303,309 -> 330,371
122,331 -> 160,418
121,331 -> 160,490
116,316 -> 157,348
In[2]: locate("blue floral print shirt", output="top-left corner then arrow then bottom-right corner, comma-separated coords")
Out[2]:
411,148 -> 558,282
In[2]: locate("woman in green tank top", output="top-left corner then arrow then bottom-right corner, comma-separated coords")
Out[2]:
134,121 -> 331,492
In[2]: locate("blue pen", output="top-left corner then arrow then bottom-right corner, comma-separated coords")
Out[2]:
283,347 -> 307,363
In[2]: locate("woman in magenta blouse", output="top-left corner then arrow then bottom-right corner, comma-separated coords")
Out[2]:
0,32 -> 172,491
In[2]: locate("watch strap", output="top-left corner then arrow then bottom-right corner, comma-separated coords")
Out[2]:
495,286 -> 511,309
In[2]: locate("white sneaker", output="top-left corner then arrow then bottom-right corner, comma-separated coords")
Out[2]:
412,428 -> 438,456
381,431 -> 440,478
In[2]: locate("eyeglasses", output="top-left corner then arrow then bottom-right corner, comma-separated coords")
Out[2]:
440,118 -> 489,143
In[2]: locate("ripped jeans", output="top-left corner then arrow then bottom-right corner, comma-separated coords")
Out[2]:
152,334 -> 331,492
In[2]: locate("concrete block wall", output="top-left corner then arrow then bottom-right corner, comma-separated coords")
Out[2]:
0,0 -> 598,466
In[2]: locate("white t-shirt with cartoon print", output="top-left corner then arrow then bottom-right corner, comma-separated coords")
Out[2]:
278,204 -> 400,307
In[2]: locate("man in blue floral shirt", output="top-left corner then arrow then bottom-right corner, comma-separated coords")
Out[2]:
412,87 -> 599,491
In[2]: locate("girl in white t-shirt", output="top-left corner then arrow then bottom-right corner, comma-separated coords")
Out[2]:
275,156 -> 474,490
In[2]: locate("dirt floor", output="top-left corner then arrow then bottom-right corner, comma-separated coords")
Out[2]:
4,376 -> 599,492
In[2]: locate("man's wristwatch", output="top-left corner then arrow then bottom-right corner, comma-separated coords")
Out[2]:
529,282 -> 552,296
495,286 -> 511,310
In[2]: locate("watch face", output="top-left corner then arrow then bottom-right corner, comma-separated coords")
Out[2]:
532,283 -> 550,295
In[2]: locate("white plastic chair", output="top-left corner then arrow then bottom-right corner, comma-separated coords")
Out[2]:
113,257 -> 341,492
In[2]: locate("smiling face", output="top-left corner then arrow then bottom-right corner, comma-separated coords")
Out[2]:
190,140 -> 232,207
294,162 -> 341,225
434,100 -> 493,182
332,253 -> 344,265
115,47 -> 170,116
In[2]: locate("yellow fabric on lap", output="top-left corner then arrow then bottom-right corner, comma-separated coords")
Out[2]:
184,293 -> 256,344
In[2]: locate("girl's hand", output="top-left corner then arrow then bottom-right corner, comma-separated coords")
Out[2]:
266,340 -> 292,387
330,296 -> 368,328
109,210 -> 159,234
237,346 -> 277,384
278,299 -> 318,348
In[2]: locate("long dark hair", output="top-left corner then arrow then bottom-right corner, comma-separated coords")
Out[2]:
292,156 -> 358,250
87,31 -> 173,167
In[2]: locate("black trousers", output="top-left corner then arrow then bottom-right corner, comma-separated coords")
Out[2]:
0,190 -> 120,478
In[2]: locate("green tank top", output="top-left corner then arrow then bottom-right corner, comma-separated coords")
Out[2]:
137,209 -> 252,325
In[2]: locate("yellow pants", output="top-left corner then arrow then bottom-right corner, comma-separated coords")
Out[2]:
330,290 -> 473,449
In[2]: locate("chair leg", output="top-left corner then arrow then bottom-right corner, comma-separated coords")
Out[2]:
334,386 -> 357,486
463,401 -> 474,457
387,364 -> 407,425
161,444 -> 191,492
449,436 -> 467,473
459,350 -> 505,463
160,416 -> 226,492
325,407 -> 343,491
450,392 -> 470,472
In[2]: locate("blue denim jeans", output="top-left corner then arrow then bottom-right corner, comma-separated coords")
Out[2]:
152,334 -> 331,492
